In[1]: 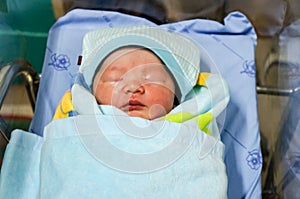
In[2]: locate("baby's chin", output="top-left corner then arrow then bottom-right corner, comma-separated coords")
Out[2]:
126,110 -> 151,120
126,104 -> 168,120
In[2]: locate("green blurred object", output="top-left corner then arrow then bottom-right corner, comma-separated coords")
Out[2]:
0,0 -> 7,12
0,0 -> 56,73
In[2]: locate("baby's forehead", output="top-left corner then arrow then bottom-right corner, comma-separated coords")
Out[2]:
99,46 -> 164,71
103,46 -> 161,63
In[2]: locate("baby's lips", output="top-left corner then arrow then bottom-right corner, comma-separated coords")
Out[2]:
120,99 -> 145,111
128,99 -> 144,106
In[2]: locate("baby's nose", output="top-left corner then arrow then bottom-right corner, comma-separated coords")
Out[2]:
123,80 -> 145,94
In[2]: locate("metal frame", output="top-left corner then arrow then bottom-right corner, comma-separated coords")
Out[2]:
257,84 -> 300,199
0,59 -> 40,142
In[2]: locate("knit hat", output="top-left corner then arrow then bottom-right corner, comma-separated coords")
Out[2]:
80,25 -> 200,102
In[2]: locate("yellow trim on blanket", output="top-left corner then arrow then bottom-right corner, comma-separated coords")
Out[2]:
162,111 -> 213,134
162,112 -> 194,123
197,72 -> 210,86
194,112 -> 213,135
53,90 -> 75,120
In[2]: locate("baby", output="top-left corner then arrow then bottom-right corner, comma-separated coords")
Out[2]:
91,46 -> 178,120
52,25 -> 199,121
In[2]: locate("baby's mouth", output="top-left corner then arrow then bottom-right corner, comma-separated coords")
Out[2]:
121,99 -> 145,111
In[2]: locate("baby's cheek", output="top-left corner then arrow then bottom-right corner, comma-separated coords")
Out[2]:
111,89 -> 128,107
95,85 -> 115,105
148,104 -> 167,119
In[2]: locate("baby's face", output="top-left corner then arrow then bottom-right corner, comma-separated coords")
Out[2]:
93,47 -> 176,120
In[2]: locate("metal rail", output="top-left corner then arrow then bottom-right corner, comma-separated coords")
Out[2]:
257,85 -> 300,96
0,59 -> 40,142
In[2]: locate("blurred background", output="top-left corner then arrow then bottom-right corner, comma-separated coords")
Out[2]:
1,0 -> 300,198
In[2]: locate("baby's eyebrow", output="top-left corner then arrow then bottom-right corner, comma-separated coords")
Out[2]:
107,65 -> 119,71
101,65 -> 123,73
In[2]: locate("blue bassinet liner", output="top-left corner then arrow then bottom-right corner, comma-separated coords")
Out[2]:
24,9 -> 261,198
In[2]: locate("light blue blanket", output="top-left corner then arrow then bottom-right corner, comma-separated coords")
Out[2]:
0,71 -> 229,198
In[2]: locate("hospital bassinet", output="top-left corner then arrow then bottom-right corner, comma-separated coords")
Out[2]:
0,5 -> 270,198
